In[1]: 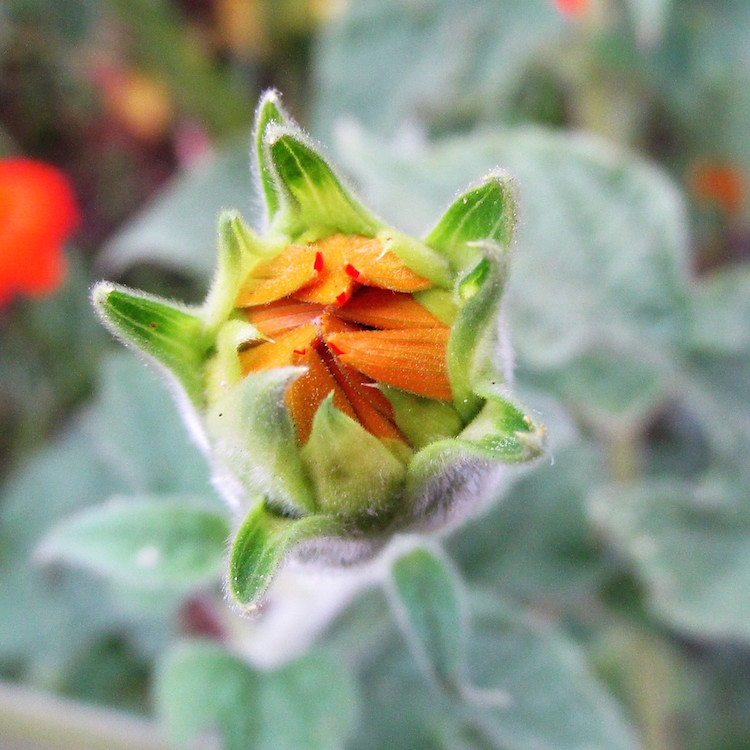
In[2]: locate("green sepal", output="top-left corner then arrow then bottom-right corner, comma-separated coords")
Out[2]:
264,123 -> 382,239
228,501 -> 345,611
384,387 -> 464,450
414,287 -> 458,324
206,367 -> 315,515
202,210 -> 261,330
447,248 -> 510,421
426,170 -> 517,274
401,391 -> 544,527
300,394 -> 407,519
253,90 -> 290,224
92,283 -> 212,408
205,318 -> 266,401
457,386 -> 546,462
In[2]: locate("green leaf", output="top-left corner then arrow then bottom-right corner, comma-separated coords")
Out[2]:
37,497 -> 229,590
686,266 -> 750,356
265,125 -> 381,239
92,284 -> 212,407
679,353 -> 750,480
426,171 -> 518,273
526,343 -> 668,432
300,395 -> 407,518
157,642 -> 357,750
228,502 -> 344,612
0,352 -> 216,672
348,590 -> 639,750
156,641 -> 261,749
389,548 -> 465,689
256,650 -> 358,749
206,367 -> 315,515
626,0 -> 673,46
449,440 -> 613,605
590,477 -> 750,640
312,0 -> 565,137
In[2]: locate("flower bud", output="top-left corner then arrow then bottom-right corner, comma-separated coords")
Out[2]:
93,91 -> 545,611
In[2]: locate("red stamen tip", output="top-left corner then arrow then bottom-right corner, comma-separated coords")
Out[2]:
293,348 -> 307,356
328,340 -> 345,356
344,263 -> 360,280
314,251 -> 324,272
335,291 -> 351,306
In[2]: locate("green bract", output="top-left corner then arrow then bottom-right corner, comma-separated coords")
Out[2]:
92,91 -> 545,612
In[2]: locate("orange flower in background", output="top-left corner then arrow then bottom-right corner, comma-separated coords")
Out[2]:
688,160 -> 747,217
554,0 -> 588,16
0,158 -> 80,307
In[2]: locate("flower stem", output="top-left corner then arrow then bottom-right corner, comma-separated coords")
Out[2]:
0,680 -> 170,750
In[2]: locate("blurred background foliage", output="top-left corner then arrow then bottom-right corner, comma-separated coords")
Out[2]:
1,0 -> 749,748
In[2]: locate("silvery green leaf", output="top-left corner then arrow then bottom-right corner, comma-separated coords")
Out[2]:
37,497 -> 229,591
157,641 -> 357,750
389,548 -> 465,690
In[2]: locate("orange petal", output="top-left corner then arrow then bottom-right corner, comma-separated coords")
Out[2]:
286,345 -> 356,444
346,237 -> 432,293
236,244 -> 319,307
319,311 -> 364,337
326,327 -> 452,400
337,288 -> 446,329
244,299 -> 323,337
290,234 -> 353,305
238,323 -> 317,376
325,355 -> 405,442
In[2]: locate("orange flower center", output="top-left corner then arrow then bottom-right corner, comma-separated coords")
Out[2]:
235,234 -> 452,444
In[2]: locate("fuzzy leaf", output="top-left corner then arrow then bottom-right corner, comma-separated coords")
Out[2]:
37,497 -> 229,590
92,284 -> 212,407
156,641 -> 261,749
686,266 -> 750,356
350,590 -> 639,750
157,641 -> 356,750
228,502 -> 344,611
312,0 -> 565,137
590,477 -> 750,640
390,548 -> 465,689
